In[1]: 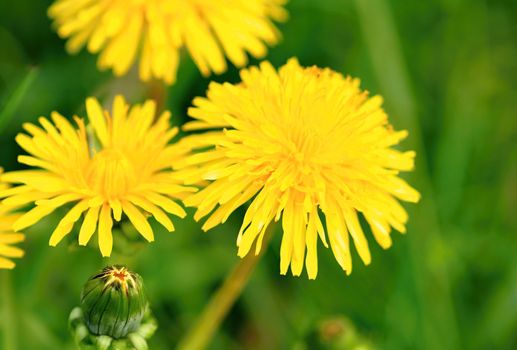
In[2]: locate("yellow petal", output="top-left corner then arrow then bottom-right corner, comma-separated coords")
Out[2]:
305,212 -> 319,279
0,234 -> 25,244
14,205 -> 58,232
0,257 -> 15,269
127,195 -> 174,232
98,204 -> 113,257
49,200 -> 90,246
0,244 -> 24,258
279,200 -> 295,275
78,206 -> 101,246
145,192 -> 186,218
326,212 -> 352,275
86,97 -> 109,146
122,201 -> 154,242
343,208 -> 371,266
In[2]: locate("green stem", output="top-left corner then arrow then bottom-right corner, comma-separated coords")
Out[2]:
353,0 -> 460,348
1,272 -> 17,350
177,226 -> 275,350
0,67 -> 38,134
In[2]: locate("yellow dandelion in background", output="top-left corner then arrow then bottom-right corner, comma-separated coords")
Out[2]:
48,0 -> 288,84
0,170 -> 25,269
175,59 -> 420,279
0,96 -> 193,257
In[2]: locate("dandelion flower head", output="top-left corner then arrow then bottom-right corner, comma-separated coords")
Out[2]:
48,0 -> 288,84
0,170 -> 25,269
0,96 -> 193,257
175,59 -> 420,279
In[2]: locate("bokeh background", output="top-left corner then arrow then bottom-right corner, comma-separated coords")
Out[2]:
1,0 -> 516,349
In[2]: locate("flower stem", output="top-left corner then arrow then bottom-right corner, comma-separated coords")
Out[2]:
0,67 -> 38,134
177,225 -> 275,350
1,272 -> 17,350
353,0 -> 460,348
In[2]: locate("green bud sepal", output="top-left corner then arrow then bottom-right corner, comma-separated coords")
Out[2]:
69,307 -> 157,350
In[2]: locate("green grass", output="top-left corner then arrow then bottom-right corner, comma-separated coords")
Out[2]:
1,0 -> 516,349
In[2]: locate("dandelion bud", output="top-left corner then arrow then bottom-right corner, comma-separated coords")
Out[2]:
80,265 -> 147,339
311,317 -> 375,350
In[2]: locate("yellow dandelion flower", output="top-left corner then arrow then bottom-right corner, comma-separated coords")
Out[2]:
0,170 -> 25,269
175,59 -> 421,279
48,0 -> 288,84
0,96 -> 193,257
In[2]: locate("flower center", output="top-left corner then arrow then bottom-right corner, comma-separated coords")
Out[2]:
100,266 -> 138,291
112,269 -> 128,282
87,149 -> 134,198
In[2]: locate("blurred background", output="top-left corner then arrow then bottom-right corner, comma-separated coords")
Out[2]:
0,0 -> 516,349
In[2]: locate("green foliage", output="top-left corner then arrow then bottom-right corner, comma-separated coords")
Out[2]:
1,0 -> 516,349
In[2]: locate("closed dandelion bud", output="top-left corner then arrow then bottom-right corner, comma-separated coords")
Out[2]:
313,317 -> 375,350
80,266 -> 147,339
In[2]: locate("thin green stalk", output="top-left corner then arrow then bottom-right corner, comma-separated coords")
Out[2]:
1,272 -> 17,350
353,0 -> 460,348
0,67 -> 38,133
177,225 -> 275,350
